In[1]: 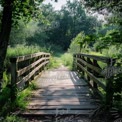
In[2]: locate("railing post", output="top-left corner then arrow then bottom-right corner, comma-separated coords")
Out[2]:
81,56 -> 85,78
87,58 -> 91,82
39,55 -> 43,73
73,54 -> 77,71
74,54 -> 78,71
93,60 -> 98,90
10,58 -> 17,102
47,54 -> 50,69
73,54 -> 75,70
43,54 -> 46,70
105,59 -> 116,107
77,54 -> 80,73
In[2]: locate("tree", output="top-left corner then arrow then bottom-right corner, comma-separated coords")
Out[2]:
81,0 -> 121,12
81,0 -> 122,25
46,0 -> 101,50
0,0 -> 43,90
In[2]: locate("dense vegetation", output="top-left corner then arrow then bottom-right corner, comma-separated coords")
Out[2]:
0,0 -> 121,121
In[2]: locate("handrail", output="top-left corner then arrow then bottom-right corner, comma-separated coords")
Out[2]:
10,52 -> 50,100
73,53 -> 116,106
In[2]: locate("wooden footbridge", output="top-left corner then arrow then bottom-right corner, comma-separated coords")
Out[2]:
10,52 -> 117,120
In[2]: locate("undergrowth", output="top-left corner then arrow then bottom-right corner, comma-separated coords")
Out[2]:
60,53 -> 73,70
0,81 -> 37,118
0,115 -> 26,122
47,52 -> 73,70
7,44 -> 50,57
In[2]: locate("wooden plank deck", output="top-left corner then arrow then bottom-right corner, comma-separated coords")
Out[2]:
21,66 -> 99,117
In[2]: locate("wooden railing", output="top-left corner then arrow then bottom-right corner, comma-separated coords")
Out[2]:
73,53 -> 116,106
10,52 -> 50,100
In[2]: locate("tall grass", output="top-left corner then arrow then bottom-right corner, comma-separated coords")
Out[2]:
0,81 -> 37,117
12,81 -> 37,110
60,53 -> 73,70
47,53 -> 73,70
47,56 -> 62,69
7,44 -> 49,57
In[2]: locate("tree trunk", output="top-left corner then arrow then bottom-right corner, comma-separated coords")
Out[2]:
0,0 -> 13,90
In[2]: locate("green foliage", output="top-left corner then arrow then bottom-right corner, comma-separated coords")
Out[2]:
1,115 -> 26,122
2,72 -> 11,88
102,45 -> 122,58
68,32 -> 96,54
7,44 -> 48,57
29,81 -> 37,90
68,40 -> 81,54
0,86 -> 11,116
14,88 -> 31,109
47,52 -> 73,70
12,81 -> 37,110
81,0 -> 122,25
61,53 -> 73,70
10,20 -> 40,46
8,1 -> 101,52
0,80 -> 37,116
11,0 -> 44,26
94,28 -> 122,52
48,56 -> 62,69
0,87 -> 11,105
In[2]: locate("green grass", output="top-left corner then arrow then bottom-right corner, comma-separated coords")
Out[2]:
0,81 -> 37,117
7,44 -> 42,57
47,56 -> 62,69
1,115 -> 26,122
60,53 -> 73,70
14,81 -> 37,110
47,52 -> 73,70
2,72 -> 11,88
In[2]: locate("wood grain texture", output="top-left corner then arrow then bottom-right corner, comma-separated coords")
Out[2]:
20,67 -> 99,116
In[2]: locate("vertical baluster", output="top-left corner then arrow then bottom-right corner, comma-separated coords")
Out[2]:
82,56 -> 85,78
93,59 -> 98,90
75,54 -> 78,72
77,54 -> 80,73
106,58 -> 116,107
87,57 -> 91,82
10,58 -> 17,102
73,54 -> 76,70
39,55 -> 43,73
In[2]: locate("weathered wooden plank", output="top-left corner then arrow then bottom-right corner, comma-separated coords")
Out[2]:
76,58 -> 102,75
32,92 -> 90,96
16,52 -> 50,62
31,93 -> 92,100
74,53 -> 112,63
31,88 -> 90,95
27,104 -> 98,110
17,57 -> 49,77
37,83 -> 87,87
77,62 -> 106,91
17,61 -> 49,87
28,101 -> 97,106
32,87 -> 89,92
36,85 -> 88,90
21,109 -> 95,115
31,94 -> 91,98
20,67 -> 99,116
29,96 -> 99,102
